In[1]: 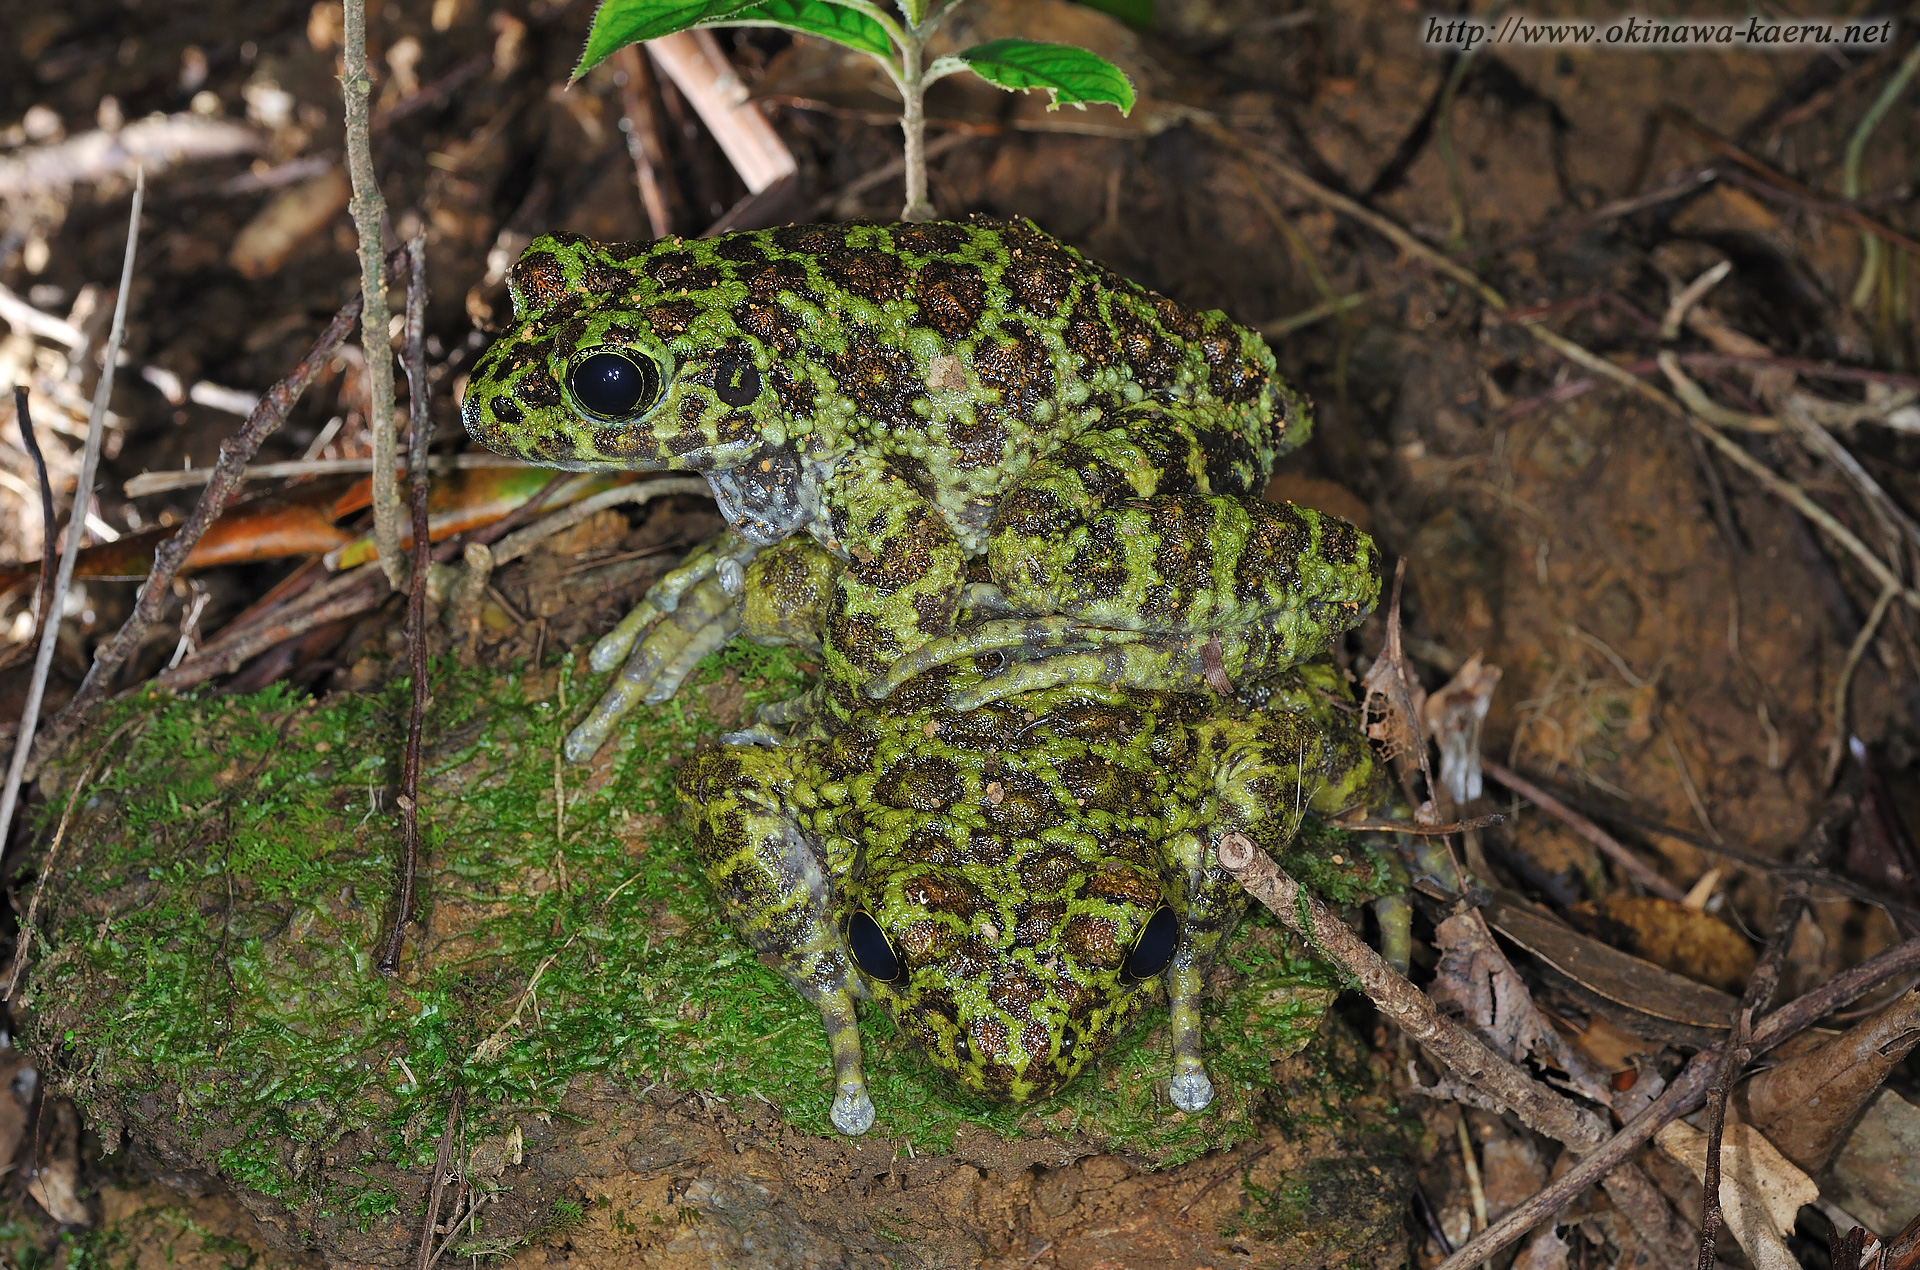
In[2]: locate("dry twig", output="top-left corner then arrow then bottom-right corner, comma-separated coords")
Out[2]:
378,235 -> 433,976
31,275 -> 375,774
0,171 -> 143,850
343,0 -> 404,589
2,389 -> 58,674
1484,761 -> 1688,902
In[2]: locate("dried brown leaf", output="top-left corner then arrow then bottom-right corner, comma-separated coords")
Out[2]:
1567,894 -> 1757,994
1655,1120 -> 1817,1270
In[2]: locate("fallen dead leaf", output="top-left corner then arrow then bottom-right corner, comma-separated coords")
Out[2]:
1512,1224 -> 1570,1270
1656,1120 -> 1817,1270
26,1098 -> 89,1226
1745,989 -> 1920,1173
1567,894 -> 1757,993
1824,1088 -> 1920,1239
228,166 -> 351,278
1425,653 -> 1501,803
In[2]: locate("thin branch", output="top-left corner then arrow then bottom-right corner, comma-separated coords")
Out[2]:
379,235 -> 432,976
343,0 -> 404,590
31,281 -> 372,774
9,389 -> 57,666
415,1088 -> 465,1270
1694,790 -> 1845,1268
0,170 -> 143,852
1483,761 -> 1688,901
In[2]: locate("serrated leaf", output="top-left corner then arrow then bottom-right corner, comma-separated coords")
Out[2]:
954,39 -> 1135,114
714,0 -> 894,56
575,0 -> 763,78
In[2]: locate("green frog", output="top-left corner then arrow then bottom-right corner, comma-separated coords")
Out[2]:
677,579 -> 1380,1135
462,219 -> 1392,1134
461,218 -> 1378,755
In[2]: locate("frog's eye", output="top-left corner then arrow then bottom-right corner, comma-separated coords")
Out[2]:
847,910 -> 903,983
1123,906 -> 1179,981
568,349 -> 661,420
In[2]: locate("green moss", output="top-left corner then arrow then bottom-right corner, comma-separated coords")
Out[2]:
22,645 -> 1374,1206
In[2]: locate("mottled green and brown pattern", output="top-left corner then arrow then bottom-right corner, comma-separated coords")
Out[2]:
460,219 -> 1380,762
461,219 -> 1393,1135
677,659 -> 1380,1133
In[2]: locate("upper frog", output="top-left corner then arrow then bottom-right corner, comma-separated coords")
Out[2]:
463,220 -> 1377,763
463,218 -> 1289,537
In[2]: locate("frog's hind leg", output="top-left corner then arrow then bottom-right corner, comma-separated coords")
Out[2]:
1164,673 -> 1380,1110
677,744 -> 873,1135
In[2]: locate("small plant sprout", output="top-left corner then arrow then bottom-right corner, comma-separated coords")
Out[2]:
574,0 -> 1137,222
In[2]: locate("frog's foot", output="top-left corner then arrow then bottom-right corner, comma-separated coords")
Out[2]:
1169,1065 -> 1215,1113
566,571 -> 743,762
820,996 -> 875,1136
866,618 -> 1263,710
1167,942 -> 1216,1114
587,532 -> 758,673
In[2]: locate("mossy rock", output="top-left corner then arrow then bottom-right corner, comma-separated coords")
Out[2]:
16,646 -> 1412,1266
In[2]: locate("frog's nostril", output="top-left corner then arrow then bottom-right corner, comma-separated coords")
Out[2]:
490,394 -> 524,426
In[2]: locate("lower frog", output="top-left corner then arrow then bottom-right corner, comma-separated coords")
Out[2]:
674,540 -> 1385,1136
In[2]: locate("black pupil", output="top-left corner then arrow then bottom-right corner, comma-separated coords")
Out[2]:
1126,906 -> 1179,980
570,351 -> 652,418
847,910 -> 901,982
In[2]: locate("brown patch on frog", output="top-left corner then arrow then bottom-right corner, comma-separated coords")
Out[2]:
901,821 -> 960,866
1022,846 -> 1083,892
990,484 -> 1072,541
911,261 -> 988,340
1086,864 -> 1161,907
992,965 -> 1044,1014
1149,500 -> 1219,591
1064,297 -> 1122,374
1002,230 -> 1080,317
1112,304 -> 1183,389
830,336 -> 924,422
926,702 -> 1022,751
1151,294 -> 1208,342
1186,418 -> 1262,495
644,252 -> 721,291
507,251 -> 573,313
1014,901 -> 1065,946
771,223 -> 853,256
1049,700 -> 1145,743
1065,518 -> 1129,603
1200,329 -> 1267,404
962,829 -> 1015,866
896,918 -> 956,963
873,754 -> 963,812
598,238 -> 655,262
768,362 -> 815,415
823,250 -> 908,307
591,423 -> 650,459
912,588 -> 957,636
1062,914 -> 1123,966
711,235 -> 770,264
1232,502 -> 1312,602
981,770 -> 1056,833
891,222 -> 972,256
975,320 -> 1056,422
826,609 -> 902,676
944,408 -> 1009,471
514,373 -> 562,409
582,263 -> 628,295
1058,753 -> 1127,812
734,301 -> 803,354
824,724 -> 879,780
640,299 -> 701,340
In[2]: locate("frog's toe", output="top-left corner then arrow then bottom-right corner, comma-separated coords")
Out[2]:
1169,1067 -> 1215,1113
720,724 -> 786,747
864,617 -> 1113,699
831,1086 -> 875,1136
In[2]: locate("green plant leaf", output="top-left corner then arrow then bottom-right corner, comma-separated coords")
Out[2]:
1072,0 -> 1154,28
716,0 -> 894,55
898,0 -> 928,23
952,39 -> 1135,113
575,0 -> 764,78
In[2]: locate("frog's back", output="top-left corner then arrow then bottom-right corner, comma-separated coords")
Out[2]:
510,219 -> 1289,502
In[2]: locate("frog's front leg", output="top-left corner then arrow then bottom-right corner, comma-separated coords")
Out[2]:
567,532 -> 841,761
812,455 -> 966,689
1164,674 -> 1380,1110
677,744 -> 873,1135
870,403 -> 1380,705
